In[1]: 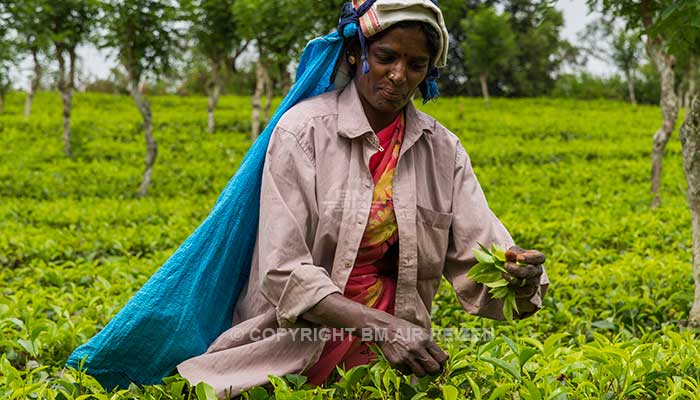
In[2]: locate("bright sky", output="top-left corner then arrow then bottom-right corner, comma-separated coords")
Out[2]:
10,0 -> 614,90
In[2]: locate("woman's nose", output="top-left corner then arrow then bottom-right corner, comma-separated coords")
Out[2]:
388,63 -> 407,84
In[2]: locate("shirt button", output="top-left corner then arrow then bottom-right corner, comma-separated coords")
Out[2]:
345,261 -> 352,268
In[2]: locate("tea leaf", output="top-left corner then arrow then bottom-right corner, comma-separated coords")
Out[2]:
442,384 -> 459,400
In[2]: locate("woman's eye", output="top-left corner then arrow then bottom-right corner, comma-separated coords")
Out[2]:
411,63 -> 428,71
376,55 -> 394,63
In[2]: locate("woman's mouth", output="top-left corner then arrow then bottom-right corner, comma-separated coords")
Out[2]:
380,88 -> 403,101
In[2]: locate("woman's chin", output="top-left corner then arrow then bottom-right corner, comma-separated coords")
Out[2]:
373,98 -> 407,113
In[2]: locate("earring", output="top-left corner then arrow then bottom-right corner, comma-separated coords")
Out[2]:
348,55 -> 356,65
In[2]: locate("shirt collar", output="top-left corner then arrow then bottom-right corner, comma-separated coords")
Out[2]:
337,80 -> 435,139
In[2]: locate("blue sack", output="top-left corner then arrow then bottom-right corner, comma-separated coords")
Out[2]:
66,31 -> 347,390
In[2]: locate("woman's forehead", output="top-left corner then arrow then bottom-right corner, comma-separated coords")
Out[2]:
370,26 -> 430,58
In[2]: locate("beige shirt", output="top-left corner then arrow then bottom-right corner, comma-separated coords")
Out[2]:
177,81 -> 549,397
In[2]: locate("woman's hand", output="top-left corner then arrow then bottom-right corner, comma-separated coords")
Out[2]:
503,246 -> 545,298
303,293 -> 447,377
377,316 -> 448,377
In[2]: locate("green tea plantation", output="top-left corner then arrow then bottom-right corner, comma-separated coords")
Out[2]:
1,91 -> 699,399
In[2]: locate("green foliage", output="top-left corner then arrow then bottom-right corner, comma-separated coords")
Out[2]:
551,66 -> 661,105
179,0 -> 250,98
551,73 -> 626,101
580,17 -> 643,80
443,0 -> 574,97
233,0 -> 344,86
610,30 -> 643,77
44,0 -> 99,50
187,0 -> 241,65
653,0 -> 700,55
586,0 -> 669,32
4,0 -> 52,54
461,6 -> 517,83
101,0 -> 185,83
500,1 -> 572,96
0,6 -> 15,99
437,0 -> 485,97
0,92 -> 698,398
176,60 -> 257,96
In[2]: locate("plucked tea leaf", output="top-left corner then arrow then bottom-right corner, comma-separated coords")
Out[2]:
491,245 -> 506,263
473,247 -> 495,265
484,278 -> 509,288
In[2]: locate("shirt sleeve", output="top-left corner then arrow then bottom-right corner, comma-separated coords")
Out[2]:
442,143 -> 549,320
258,125 -> 342,328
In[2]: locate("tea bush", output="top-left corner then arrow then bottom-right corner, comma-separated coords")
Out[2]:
1,91 -> 698,399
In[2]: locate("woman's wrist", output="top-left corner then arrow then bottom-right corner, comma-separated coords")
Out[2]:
303,293 -> 396,339
357,307 -> 401,340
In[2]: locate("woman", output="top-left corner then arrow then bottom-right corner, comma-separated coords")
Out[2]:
177,0 -> 549,397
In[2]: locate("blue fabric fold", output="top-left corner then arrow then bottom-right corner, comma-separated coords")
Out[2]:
66,30 -> 347,391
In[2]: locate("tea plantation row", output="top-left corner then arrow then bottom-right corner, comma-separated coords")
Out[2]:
1,91 -> 698,399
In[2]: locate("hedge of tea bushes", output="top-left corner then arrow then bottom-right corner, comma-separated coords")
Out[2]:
2,91 -> 699,399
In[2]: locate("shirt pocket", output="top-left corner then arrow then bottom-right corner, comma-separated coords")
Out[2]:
416,204 -> 453,280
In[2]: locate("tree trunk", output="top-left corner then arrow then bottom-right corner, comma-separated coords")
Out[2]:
25,49 -> 42,119
681,94 -> 700,325
479,71 -> 490,105
251,59 -> 265,140
647,38 -> 679,208
624,69 -> 637,105
56,46 -> 73,157
677,77 -> 687,109
278,63 -> 292,96
687,54 -> 697,111
130,79 -> 157,197
0,93 -> 4,114
207,62 -> 221,133
263,71 -> 273,126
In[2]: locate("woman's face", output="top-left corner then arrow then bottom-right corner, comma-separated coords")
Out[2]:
353,25 -> 431,119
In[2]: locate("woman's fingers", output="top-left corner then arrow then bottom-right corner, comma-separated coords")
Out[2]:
505,246 -> 521,262
426,341 -> 448,366
378,320 -> 447,377
504,262 -> 543,291
517,250 -> 545,265
409,347 -> 441,375
506,247 -> 545,265
505,262 -> 543,280
404,357 -> 427,377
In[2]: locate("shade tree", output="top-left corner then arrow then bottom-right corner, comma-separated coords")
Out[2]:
45,0 -> 98,156
5,0 -> 51,118
652,0 -> 700,326
500,0 -> 573,97
233,0 -> 344,139
188,0 -> 248,133
101,0 -> 185,196
580,18 -> 643,104
0,2 -> 16,114
588,0 -> 677,208
461,6 -> 517,103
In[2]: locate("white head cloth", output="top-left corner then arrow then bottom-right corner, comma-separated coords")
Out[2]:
354,0 -> 450,67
